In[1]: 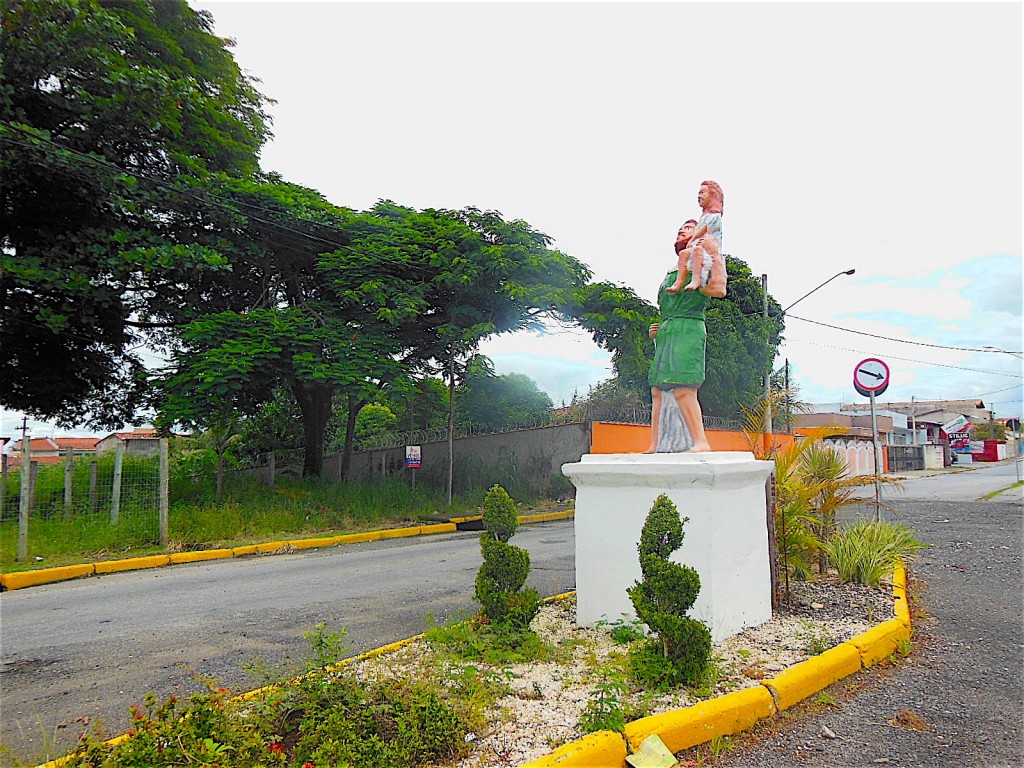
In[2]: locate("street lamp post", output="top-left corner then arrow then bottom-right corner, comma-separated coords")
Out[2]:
764,269 -> 856,439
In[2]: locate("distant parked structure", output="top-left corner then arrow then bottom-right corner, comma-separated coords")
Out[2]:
95,427 -> 163,458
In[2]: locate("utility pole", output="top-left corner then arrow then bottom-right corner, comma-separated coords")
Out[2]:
18,416 -> 29,561
762,274 -> 772,444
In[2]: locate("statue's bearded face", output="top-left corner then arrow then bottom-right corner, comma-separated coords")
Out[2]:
677,222 -> 696,246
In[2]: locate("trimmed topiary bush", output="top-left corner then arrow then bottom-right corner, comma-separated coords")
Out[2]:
627,493 -> 712,689
475,485 -> 540,629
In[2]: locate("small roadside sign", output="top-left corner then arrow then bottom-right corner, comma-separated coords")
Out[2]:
405,445 -> 422,469
854,358 -> 890,398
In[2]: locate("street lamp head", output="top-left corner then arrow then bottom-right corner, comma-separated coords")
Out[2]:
781,269 -> 857,314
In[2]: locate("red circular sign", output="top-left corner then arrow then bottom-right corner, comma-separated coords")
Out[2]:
853,358 -> 890,395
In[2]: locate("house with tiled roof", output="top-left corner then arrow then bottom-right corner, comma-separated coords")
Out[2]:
95,427 -> 163,457
6,436 -> 100,467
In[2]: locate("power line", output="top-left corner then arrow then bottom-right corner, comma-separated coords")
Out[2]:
789,338 -> 1024,378
788,314 -> 1022,355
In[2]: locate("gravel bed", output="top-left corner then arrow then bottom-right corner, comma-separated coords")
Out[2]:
344,577 -> 895,767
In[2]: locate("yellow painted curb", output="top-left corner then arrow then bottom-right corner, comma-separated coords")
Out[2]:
892,564 -> 908,591
1,564 -> 95,591
892,583 -> 911,626
255,541 -> 290,554
624,684 -> 777,753
335,531 -> 384,545
519,511 -> 576,523
168,549 -> 234,564
848,618 -> 911,667
762,641 -> 863,711
520,730 -> 627,767
231,544 -> 259,557
290,536 -> 343,550
94,555 -> 170,574
419,522 -> 458,535
380,526 -> 421,539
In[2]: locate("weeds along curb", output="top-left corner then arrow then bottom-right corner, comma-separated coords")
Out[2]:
0,510 -> 574,592
521,560 -> 912,768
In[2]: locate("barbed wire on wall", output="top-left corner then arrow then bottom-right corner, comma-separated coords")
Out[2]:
355,409 -> 745,453
230,409 -> 751,470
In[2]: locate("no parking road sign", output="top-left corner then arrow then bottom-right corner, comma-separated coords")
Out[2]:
854,358 -> 890,398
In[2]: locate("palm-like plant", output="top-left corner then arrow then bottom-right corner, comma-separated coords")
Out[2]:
185,415 -> 243,501
740,398 -> 902,591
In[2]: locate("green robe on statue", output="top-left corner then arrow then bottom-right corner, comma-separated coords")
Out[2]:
648,270 -> 709,388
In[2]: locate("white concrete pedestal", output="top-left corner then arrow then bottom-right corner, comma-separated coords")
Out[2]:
562,452 -> 775,642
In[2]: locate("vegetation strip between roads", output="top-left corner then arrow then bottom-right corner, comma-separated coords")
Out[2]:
520,561 -> 912,768
0,510 -> 575,592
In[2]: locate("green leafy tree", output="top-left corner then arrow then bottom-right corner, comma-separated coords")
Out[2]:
565,255 -> 783,422
0,0 -> 271,425
354,403 -> 398,446
323,202 -> 591,491
701,256 -> 783,419
378,377 -> 450,433
971,422 -> 1007,441
457,372 -> 554,431
562,281 -> 657,395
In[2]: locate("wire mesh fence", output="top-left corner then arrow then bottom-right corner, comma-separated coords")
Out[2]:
0,442 -> 167,565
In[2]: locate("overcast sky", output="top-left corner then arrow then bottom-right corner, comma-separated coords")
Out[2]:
4,0 -> 1021,440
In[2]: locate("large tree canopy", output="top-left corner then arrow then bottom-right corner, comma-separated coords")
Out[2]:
457,372 -> 554,432
157,199 -> 594,476
0,0 -> 271,424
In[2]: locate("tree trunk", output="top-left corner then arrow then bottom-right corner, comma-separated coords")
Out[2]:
340,394 -> 361,480
293,380 -> 334,477
447,349 -> 456,507
216,454 -> 224,501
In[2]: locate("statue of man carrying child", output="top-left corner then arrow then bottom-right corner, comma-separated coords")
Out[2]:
646,180 -> 727,454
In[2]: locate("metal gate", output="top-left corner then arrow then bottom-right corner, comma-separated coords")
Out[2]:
887,445 -> 924,472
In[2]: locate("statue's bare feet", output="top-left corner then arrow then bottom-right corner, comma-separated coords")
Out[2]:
687,442 -> 712,453
684,279 -> 700,291
665,282 -> 683,294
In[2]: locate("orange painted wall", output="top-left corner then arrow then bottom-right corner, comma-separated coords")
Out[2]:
590,422 -> 794,454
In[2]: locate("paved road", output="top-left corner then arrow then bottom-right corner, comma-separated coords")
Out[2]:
0,521 -> 574,766
856,458 -> 1023,503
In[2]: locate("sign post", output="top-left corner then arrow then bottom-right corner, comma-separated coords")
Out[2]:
853,358 -> 890,521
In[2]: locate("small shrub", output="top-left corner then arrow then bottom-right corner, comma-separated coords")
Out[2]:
798,620 -> 837,656
291,673 -> 469,767
822,520 -> 926,586
579,668 -> 628,734
596,615 -> 647,644
475,485 -> 540,630
626,494 -> 712,688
